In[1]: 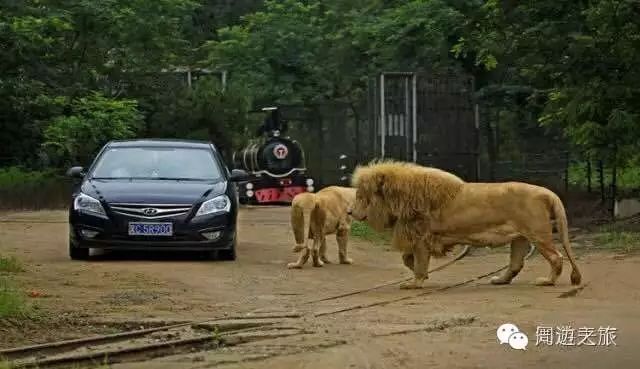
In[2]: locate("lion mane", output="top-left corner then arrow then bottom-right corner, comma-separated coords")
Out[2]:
352,160 -> 464,220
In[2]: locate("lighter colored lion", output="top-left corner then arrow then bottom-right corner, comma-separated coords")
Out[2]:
287,186 -> 357,269
349,160 -> 582,289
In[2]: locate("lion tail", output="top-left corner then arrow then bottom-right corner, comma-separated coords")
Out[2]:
550,193 -> 582,285
291,193 -> 315,252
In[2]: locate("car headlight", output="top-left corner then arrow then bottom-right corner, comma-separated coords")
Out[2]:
74,193 -> 107,218
195,195 -> 231,217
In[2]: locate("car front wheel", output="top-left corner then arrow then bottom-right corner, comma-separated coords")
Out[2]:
69,237 -> 90,260
217,237 -> 237,261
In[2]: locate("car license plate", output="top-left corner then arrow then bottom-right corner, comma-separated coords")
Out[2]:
128,222 -> 173,236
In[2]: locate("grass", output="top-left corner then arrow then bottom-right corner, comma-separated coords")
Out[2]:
568,162 -> 640,192
0,255 -> 24,273
0,278 -> 30,319
0,255 -> 31,319
350,221 -> 391,245
592,230 -> 640,253
0,166 -> 70,210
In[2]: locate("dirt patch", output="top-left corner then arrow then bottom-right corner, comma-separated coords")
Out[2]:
1,207 -> 640,369
102,291 -> 171,306
0,313 -> 120,348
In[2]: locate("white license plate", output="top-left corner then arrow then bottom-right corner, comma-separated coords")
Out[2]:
128,222 -> 173,236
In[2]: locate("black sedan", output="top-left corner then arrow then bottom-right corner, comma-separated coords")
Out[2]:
66,139 -> 248,260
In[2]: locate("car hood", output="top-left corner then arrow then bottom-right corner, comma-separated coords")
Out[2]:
81,179 -> 227,205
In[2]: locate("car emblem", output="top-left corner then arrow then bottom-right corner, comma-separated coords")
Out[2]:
142,208 -> 158,216
273,144 -> 288,159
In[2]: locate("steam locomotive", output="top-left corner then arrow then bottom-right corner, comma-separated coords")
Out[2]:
232,107 -> 314,205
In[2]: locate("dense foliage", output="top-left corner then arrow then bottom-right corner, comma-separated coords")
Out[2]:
42,93 -> 143,166
1,0 -> 638,190
458,0 -> 640,167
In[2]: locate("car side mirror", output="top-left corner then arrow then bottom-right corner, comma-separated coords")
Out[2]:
66,166 -> 85,178
229,169 -> 249,182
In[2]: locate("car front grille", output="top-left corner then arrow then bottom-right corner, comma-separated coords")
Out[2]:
109,203 -> 193,219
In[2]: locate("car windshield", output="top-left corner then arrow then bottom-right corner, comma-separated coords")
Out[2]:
90,146 -> 222,181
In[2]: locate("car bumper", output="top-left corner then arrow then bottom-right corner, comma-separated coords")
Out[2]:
69,211 -> 236,251
70,234 -> 235,251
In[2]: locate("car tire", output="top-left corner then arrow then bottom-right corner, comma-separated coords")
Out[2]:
217,237 -> 237,261
69,243 -> 90,260
69,232 -> 90,260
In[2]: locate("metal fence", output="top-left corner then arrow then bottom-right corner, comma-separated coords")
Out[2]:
476,90 -> 570,194
274,72 -> 477,188
91,68 -> 576,193
274,103 -> 363,188
279,72 -> 571,195
366,72 -> 479,181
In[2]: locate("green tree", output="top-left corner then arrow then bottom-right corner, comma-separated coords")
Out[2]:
205,0 -> 475,105
457,0 -> 640,169
177,77 -> 252,162
0,1 -> 73,165
205,0 -> 329,104
43,92 -> 143,166
0,0 -> 198,166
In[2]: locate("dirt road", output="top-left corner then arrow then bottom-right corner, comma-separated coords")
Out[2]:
1,207 -> 639,368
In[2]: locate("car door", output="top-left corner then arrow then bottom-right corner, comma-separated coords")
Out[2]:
211,146 -> 239,204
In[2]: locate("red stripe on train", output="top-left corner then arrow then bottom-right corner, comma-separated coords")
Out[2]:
255,186 -> 306,203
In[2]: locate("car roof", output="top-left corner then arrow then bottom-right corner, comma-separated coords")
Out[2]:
107,139 -> 216,150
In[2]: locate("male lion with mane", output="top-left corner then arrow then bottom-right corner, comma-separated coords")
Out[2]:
348,160 -> 582,289
288,186 -> 356,269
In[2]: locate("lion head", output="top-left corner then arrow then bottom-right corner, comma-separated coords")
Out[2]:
349,160 -> 465,229
349,185 -> 396,232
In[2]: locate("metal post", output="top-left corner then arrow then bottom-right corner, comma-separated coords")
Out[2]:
412,73 -> 417,163
339,154 -> 348,184
474,103 -> 481,181
404,76 -> 410,161
368,77 -> 376,158
380,73 -> 386,158
221,71 -> 228,92
187,70 -> 192,88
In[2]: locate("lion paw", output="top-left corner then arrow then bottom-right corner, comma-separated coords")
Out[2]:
321,257 -> 332,264
287,263 -> 303,269
312,259 -> 324,267
534,277 -> 555,286
339,257 -> 354,265
490,276 -> 512,285
399,281 -> 423,289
